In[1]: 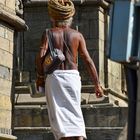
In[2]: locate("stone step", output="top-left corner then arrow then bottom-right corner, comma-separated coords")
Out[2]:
14,81 -> 110,104
15,82 -> 101,95
81,85 -> 95,93
14,92 -> 109,105
13,126 -> 126,140
14,94 -> 46,105
14,105 -> 127,128
15,82 -> 32,94
15,85 -> 31,94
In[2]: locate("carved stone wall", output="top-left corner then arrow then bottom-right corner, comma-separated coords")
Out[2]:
0,0 -> 27,139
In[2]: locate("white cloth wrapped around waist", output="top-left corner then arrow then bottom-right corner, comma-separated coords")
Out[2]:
45,70 -> 87,140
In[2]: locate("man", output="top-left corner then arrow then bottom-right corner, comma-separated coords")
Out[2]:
36,0 -> 103,140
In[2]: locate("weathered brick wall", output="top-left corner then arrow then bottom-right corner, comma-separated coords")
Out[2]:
108,61 -> 126,93
0,17 -> 15,140
0,0 -> 27,139
0,23 -> 13,134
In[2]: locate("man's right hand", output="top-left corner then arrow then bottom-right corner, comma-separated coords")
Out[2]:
36,77 -> 45,90
95,84 -> 104,98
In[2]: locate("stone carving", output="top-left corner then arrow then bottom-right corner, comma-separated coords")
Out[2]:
15,0 -> 23,16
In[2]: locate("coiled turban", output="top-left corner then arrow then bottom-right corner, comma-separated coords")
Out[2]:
48,0 -> 75,20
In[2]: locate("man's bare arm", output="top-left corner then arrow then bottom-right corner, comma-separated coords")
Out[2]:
35,31 -> 48,89
78,33 -> 99,85
78,33 -> 103,97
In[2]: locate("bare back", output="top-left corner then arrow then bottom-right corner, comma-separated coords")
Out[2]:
37,26 -> 103,97
45,27 -> 82,70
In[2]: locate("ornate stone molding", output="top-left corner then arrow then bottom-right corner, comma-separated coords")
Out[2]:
15,0 -> 23,16
0,128 -> 16,140
0,134 -> 17,140
23,0 -> 111,9
74,0 -> 111,9
0,3 -> 28,31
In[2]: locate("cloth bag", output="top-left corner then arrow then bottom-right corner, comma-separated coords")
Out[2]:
43,29 -> 65,74
31,29 -> 67,98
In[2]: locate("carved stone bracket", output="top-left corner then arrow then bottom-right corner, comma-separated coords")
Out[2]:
0,4 -> 28,31
15,0 -> 23,16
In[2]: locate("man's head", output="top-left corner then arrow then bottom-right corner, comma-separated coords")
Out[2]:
48,0 -> 75,26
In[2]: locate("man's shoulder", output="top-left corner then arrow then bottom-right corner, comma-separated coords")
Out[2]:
44,27 -> 83,38
69,28 -> 80,33
68,28 -> 83,37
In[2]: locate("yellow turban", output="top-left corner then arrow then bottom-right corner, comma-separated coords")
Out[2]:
48,0 -> 75,20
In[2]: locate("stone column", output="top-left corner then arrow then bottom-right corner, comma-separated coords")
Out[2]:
0,0 -> 27,139
136,64 -> 140,139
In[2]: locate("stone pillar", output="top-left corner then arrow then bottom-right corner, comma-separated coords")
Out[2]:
0,0 -> 27,139
136,64 -> 140,139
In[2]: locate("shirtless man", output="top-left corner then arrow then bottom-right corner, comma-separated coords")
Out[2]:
36,0 -> 103,140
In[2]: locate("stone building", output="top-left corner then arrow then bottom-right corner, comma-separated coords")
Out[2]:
0,0 -> 27,139
0,0 -> 129,140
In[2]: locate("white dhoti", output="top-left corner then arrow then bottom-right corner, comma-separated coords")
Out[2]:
45,70 -> 87,140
